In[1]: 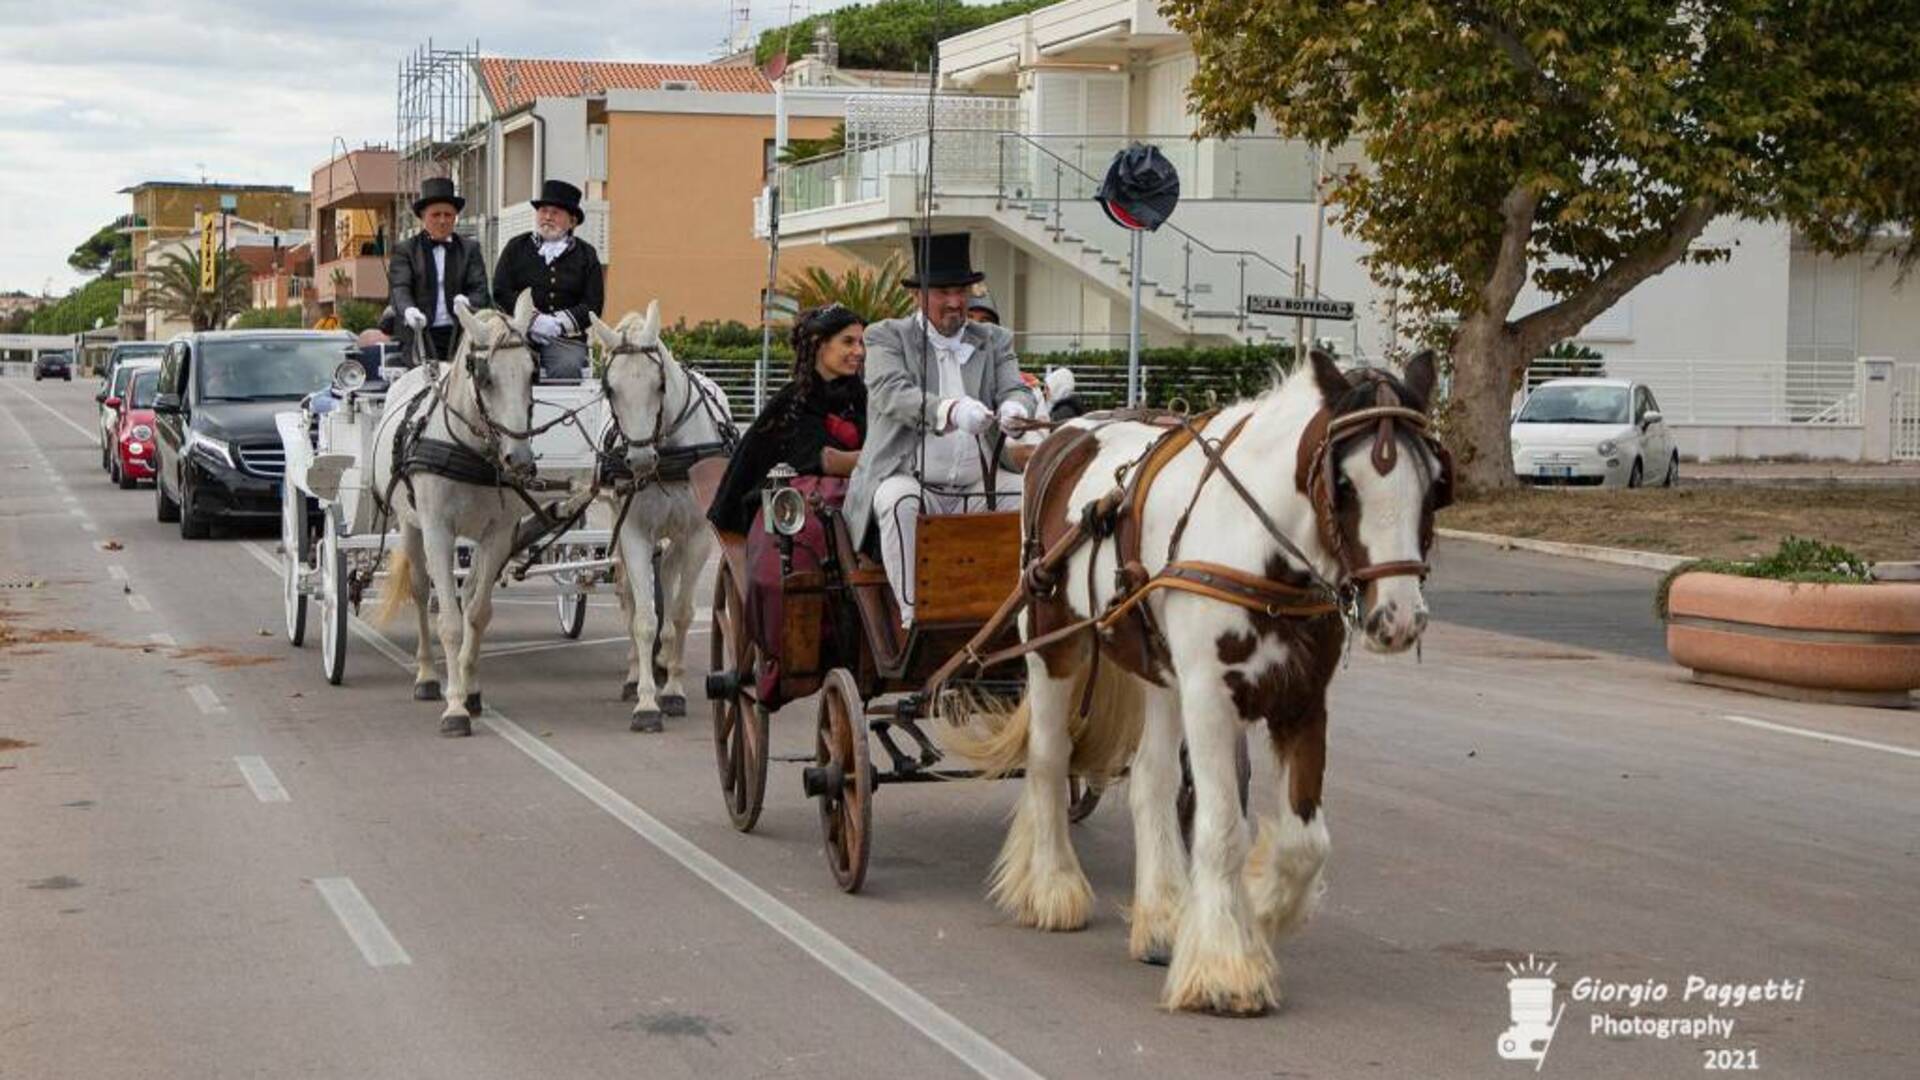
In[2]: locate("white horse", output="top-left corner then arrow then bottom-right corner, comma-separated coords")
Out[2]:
589,302 -> 735,732
369,293 -> 541,736
959,351 -> 1447,1014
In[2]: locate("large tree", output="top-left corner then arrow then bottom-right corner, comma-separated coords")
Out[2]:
145,249 -> 253,331
1163,0 -> 1920,490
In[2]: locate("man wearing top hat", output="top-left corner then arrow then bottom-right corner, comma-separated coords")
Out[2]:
492,179 -> 604,380
389,176 -> 491,362
844,233 -> 1038,626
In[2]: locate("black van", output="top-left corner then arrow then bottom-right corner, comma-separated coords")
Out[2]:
152,330 -> 354,538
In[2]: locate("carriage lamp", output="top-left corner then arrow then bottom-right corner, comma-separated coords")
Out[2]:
762,464 -> 808,538
332,358 -> 369,394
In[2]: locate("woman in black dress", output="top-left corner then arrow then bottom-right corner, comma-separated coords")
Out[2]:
708,304 -> 868,533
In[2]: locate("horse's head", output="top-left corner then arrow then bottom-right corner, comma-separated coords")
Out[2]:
1301,348 -> 1451,654
453,291 -> 540,479
588,299 -> 669,477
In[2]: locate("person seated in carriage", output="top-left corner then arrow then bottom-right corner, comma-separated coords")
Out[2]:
388,177 -> 491,364
491,179 -> 604,382
843,233 -> 1038,626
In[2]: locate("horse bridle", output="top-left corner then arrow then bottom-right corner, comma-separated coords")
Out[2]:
600,339 -> 736,466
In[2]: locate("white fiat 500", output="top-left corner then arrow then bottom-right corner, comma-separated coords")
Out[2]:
1511,378 -> 1679,488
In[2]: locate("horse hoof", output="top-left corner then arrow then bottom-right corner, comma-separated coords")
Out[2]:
659,695 -> 687,717
620,681 -> 638,703
439,715 -> 472,737
413,681 -> 441,701
629,711 -> 665,734
464,692 -> 482,715
1139,945 -> 1172,968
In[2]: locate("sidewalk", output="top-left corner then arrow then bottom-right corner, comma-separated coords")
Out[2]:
1684,460 -> 1920,484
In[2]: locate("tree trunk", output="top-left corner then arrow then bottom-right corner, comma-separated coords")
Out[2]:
1447,311 -> 1534,494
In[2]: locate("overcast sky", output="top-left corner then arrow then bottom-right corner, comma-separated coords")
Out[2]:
0,0 -> 846,295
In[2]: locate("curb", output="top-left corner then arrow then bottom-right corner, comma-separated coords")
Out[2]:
1437,528 -> 1691,573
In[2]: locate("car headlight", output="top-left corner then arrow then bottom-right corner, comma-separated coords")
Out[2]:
186,430 -> 235,467
131,424 -> 153,441
1596,440 -> 1617,456
127,442 -> 145,455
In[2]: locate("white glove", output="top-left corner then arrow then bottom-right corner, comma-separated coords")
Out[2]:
529,313 -> 566,343
950,397 -> 995,436
403,306 -> 428,331
452,294 -> 472,314
996,399 -> 1029,426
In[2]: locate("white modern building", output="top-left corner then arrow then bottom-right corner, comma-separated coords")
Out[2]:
760,0 -> 1918,460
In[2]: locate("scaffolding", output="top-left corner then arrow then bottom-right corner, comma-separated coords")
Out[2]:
395,40 -> 485,241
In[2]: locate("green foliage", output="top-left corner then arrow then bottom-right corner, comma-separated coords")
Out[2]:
68,222 -> 132,276
335,299 -> 383,334
1655,537 -> 1875,619
754,0 -> 1051,71
666,319 -> 766,352
145,249 -> 252,331
781,256 -> 915,323
780,122 -> 846,164
1542,341 -> 1603,362
24,277 -> 122,335
230,306 -> 305,330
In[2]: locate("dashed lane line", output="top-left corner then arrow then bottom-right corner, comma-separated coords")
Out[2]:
127,593 -> 152,613
312,878 -> 412,968
186,684 -> 225,715
235,755 -> 292,803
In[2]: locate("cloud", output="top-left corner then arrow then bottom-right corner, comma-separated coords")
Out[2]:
0,0 -> 783,293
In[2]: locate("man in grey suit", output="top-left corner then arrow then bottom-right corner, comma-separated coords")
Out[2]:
845,234 -> 1039,625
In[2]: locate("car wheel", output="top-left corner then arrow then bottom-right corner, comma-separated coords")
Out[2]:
178,478 -> 211,539
117,460 -> 138,490
1663,453 -> 1679,488
156,472 -> 181,523
1627,458 -> 1644,488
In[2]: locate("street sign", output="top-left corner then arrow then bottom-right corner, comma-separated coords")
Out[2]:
1245,294 -> 1355,321
198,216 -> 218,294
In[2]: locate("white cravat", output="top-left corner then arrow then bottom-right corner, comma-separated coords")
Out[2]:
430,243 -> 451,327
917,316 -> 981,489
537,235 -> 571,264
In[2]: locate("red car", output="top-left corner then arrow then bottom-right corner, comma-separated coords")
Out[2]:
110,368 -> 162,489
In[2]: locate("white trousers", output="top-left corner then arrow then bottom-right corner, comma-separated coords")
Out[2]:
873,471 -> 1024,625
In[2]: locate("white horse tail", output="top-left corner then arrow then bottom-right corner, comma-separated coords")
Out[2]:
372,546 -> 414,627
944,657 -> 1146,784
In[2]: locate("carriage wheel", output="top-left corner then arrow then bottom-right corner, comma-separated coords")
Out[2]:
281,481 -> 308,647
709,564 -> 768,832
1177,731 -> 1253,851
555,588 -> 588,639
1068,775 -> 1105,823
813,668 -> 873,893
318,512 -> 348,686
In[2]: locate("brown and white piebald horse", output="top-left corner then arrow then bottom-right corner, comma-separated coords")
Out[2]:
956,349 -> 1449,1015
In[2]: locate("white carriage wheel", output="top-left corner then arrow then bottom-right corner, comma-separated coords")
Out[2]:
319,511 -> 348,686
281,481 -> 308,647
555,588 -> 588,639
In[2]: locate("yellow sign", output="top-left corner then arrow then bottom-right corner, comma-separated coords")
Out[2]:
199,215 -> 218,294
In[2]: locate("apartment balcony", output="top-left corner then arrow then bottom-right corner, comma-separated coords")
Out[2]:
312,149 -> 400,211
316,256 -> 389,304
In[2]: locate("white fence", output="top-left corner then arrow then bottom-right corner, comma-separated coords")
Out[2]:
1525,357 -> 1861,425
1896,362 -> 1920,460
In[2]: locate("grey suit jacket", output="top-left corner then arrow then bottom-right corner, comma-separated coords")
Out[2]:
843,315 -> 1038,543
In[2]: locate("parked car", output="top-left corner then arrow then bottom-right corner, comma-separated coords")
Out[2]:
33,351 -> 72,381
110,368 -> 162,489
97,356 -> 162,471
1511,378 -> 1679,488
153,330 -> 355,538
96,342 -> 167,465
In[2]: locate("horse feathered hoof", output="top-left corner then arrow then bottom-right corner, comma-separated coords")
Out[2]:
630,710 -> 664,734
620,681 -> 638,703
413,681 -> 441,701
464,692 -> 482,715
659,694 -> 687,717
439,714 -> 472,737
1139,945 -> 1172,968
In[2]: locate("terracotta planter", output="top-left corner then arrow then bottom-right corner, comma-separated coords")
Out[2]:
1665,573 -> 1920,708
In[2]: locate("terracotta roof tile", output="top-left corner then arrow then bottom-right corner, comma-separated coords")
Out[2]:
477,58 -> 772,112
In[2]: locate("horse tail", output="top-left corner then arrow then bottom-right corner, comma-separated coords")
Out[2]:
371,547 -> 415,627
943,657 -> 1145,784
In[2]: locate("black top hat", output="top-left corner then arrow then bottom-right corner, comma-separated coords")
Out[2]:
530,179 -> 585,225
902,233 -> 985,289
1096,144 -> 1180,232
411,176 -> 465,217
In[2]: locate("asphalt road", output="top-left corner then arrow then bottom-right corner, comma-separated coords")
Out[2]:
3,377 -> 1915,1080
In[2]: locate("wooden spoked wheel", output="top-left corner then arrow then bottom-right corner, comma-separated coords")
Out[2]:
281,481 -> 308,647
1176,731 -> 1253,851
813,668 -> 873,894
710,564 -> 768,832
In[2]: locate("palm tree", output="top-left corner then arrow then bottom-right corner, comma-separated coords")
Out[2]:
145,249 -> 252,331
781,255 -> 914,323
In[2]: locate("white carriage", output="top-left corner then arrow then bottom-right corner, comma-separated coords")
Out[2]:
275,359 -> 616,684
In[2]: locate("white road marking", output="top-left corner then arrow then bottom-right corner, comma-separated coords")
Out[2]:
1721,714 -> 1920,761
127,593 -> 152,613
480,635 -> 630,659
312,877 -> 412,968
0,383 -> 97,440
61,494 -> 77,504
81,522 -> 98,532
108,565 -> 128,581
235,755 -> 291,803
69,507 -> 86,518
233,538 -> 1040,1080
186,684 -> 225,715
149,633 -> 177,646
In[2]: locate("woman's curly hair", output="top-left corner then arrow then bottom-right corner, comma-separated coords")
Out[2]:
787,303 -> 866,406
